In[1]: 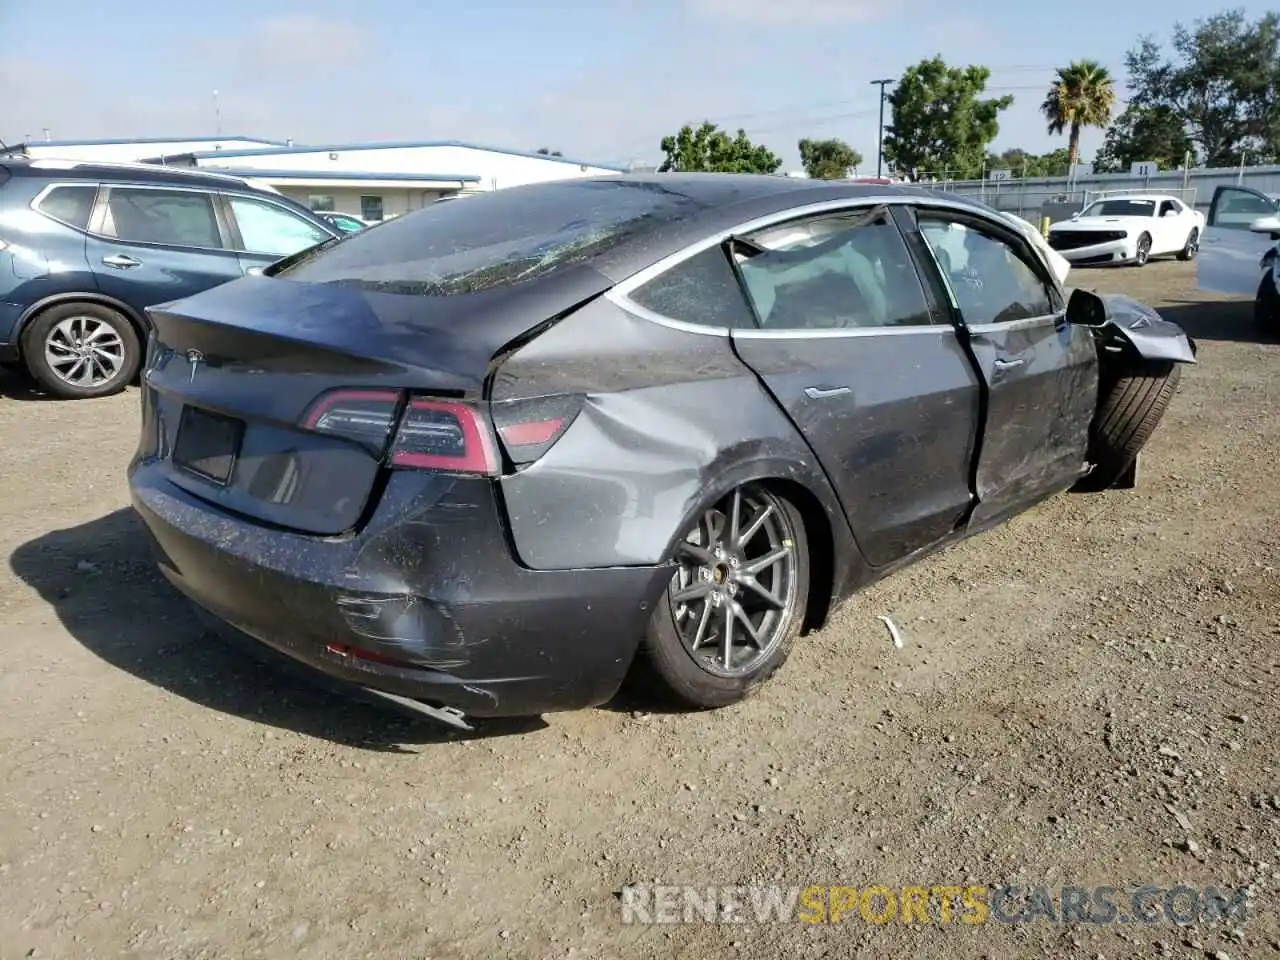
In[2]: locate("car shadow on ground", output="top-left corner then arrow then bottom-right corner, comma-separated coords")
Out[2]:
1153,297 -> 1271,344
0,367 -> 50,400
8,508 -> 549,750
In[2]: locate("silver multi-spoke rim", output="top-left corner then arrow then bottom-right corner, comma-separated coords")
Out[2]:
669,487 -> 798,678
1136,237 -> 1151,265
44,315 -> 125,388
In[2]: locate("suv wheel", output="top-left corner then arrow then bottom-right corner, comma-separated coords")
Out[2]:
23,303 -> 140,399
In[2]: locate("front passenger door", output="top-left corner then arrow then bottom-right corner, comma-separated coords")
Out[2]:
915,208 -> 1097,527
728,206 -> 982,567
1197,185 -> 1279,298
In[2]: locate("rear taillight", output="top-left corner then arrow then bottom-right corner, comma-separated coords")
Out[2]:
302,389 -> 402,456
490,394 -> 583,466
390,398 -> 498,474
302,388 -> 580,474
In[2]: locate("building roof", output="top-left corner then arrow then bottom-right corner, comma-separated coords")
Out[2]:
186,139 -> 622,171
9,135 -> 290,149
209,168 -> 481,183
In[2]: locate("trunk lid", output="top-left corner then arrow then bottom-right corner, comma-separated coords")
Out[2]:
139,269 -> 610,536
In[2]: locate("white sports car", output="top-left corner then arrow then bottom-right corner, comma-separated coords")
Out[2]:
1048,194 -> 1206,267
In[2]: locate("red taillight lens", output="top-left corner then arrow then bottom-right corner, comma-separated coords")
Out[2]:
302,388 -> 402,455
301,390 -> 578,475
390,398 -> 499,475
491,395 -> 583,467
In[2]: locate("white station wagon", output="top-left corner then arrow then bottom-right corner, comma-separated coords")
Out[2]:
1048,194 -> 1206,267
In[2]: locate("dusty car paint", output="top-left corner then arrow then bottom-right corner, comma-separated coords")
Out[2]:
128,174 -> 1197,722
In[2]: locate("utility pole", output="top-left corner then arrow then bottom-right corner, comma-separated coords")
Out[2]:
870,78 -> 894,178
213,90 -> 222,137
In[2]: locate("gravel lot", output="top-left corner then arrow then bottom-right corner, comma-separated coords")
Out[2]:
1,260 -> 1276,960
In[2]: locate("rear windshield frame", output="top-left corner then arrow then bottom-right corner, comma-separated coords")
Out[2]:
271,179 -> 707,296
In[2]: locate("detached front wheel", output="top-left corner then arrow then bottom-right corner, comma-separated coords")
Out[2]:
635,485 -> 809,709
1078,360 -> 1182,491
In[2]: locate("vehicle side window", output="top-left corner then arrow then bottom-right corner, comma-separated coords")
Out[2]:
1159,199 -> 1178,217
628,245 -> 756,329
228,196 -> 332,257
104,187 -> 222,248
917,214 -> 1055,325
1210,187 -> 1277,230
37,185 -> 97,230
734,210 -> 933,330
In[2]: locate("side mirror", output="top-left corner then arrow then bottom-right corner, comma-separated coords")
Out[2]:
1066,288 -> 1107,327
1249,214 -> 1280,235
1070,212 -> 1081,220
1162,209 -> 1177,217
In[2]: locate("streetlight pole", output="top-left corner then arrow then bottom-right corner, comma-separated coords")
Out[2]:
213,90 -> 222,137
870,78 -> 894,178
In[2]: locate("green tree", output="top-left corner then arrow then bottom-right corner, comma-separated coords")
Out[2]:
985,147 -> 1073,178
798,137 -> 864,179
1122,10 -> 1280,166
535,148 -> 563,156
1040,59 -> 1117,170
883,57 -> 1014,180
1092,105 -> 1194,172
658,121 -> 782,174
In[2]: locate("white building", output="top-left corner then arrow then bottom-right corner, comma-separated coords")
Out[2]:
5,136 -> 625,223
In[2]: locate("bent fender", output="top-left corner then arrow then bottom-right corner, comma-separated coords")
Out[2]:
1067,289 -> 1197,365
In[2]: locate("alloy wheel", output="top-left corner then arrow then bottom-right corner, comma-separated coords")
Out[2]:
1136,236 -> 1151,265
668,487 -> 800,678
44,315 -> 125,388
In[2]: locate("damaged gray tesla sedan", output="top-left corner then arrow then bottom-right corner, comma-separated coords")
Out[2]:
128,174 -> 1195,729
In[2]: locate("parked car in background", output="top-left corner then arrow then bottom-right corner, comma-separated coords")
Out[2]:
1047,193 -> 1205,266
313,210 -> 368,234
129,174 -> 1194,729
0,158 -> 340,398
1196,184 -> 1280,334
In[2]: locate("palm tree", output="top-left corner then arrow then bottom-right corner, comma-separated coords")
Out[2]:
1040,60 -> 1117,172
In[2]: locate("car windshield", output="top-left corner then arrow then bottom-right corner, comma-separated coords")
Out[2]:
274,179 -> 704,296
1082,199 -> 1157,218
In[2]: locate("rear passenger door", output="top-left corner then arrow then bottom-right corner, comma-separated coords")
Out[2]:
85,185 -> 244,314
728,205 -> 982,567
913,206 -> 1097,526
221,194 -> 335,274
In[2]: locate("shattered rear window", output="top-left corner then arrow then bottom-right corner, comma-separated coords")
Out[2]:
274,179 -> 706,296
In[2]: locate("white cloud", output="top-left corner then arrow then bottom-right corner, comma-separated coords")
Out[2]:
686,0 -> 886,24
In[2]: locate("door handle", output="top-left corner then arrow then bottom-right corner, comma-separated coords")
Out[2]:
803,385 -> 851,399
102,254 -> 142,269
993,357 -> 1025,369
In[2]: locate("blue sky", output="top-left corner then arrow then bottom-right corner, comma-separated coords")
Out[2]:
1,1 -> 1272,171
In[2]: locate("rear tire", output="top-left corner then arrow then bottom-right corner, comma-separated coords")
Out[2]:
22,302 -> 140,399
632,484 -> 809,710
1176,228 -> 1199,261
1079,360 -> 1182,491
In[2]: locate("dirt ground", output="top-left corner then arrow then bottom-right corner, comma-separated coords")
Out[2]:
1,260 -> 1276,960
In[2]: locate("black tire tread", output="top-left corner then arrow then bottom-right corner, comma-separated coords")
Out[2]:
1085,361 -> 1181,489
21,301 -> 140,399
1176,228 -> 1199,262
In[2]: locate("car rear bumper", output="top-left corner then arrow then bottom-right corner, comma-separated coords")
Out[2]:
129,462 -> 671,718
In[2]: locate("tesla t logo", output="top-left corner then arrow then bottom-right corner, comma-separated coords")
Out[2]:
185,349 -> 205,383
